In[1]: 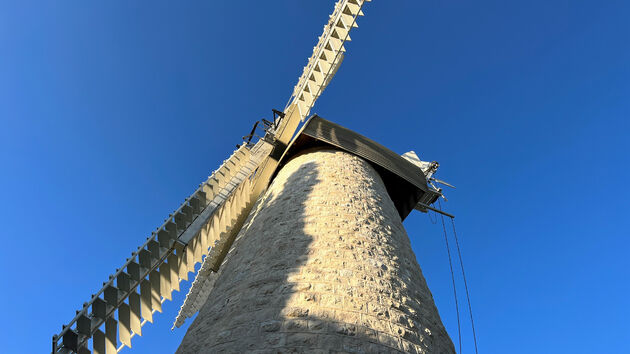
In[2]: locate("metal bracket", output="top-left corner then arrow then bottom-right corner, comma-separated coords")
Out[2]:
242,121 -> 260,146
272,109 -> 285,129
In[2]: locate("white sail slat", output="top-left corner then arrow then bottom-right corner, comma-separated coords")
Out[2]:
118,304 -> 132,348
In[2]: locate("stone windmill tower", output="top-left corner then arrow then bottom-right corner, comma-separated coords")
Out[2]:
54,1 -> 456,353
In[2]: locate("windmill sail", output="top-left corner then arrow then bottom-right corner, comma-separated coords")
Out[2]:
286,0 -> 371,121
53,0 -> 372,352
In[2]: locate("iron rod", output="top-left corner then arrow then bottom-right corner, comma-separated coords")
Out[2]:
417,202 -> 455,219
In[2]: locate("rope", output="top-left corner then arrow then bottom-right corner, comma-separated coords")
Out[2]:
450,217 -> 479,354
438,199 -> 462,353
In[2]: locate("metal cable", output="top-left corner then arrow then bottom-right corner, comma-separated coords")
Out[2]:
450,217 -> 479,354
428,208 -> 438,224
438,199 -> 462,353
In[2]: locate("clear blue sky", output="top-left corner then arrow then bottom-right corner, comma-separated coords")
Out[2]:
1,1 -> 628,353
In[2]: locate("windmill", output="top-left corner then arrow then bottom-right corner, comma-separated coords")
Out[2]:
53,1 -> 458,353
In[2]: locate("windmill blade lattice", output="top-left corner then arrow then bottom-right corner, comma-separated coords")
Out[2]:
287,0 -> 371,121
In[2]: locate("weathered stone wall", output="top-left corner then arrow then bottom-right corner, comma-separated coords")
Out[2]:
177,149 -> 454,353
